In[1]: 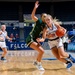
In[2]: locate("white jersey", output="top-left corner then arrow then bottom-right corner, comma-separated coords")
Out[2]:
46,24 -> 58,39
0,30 -> 7,41
46,24 -> 63,49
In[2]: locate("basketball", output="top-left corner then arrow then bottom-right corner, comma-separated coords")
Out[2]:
56,27 -> 66,37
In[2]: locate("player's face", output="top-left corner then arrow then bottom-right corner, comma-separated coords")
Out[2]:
41,14 -> 47,22
1,25 -> 6,31
45,17 -> 52,26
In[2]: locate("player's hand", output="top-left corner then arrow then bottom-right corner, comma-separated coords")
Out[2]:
68,39 -> 71,43
36,38 -> 44,43
35,1 -> 39,9
12,38 -> 16,41
10,38 -> 12,41
0,31 -> 2,35
0,37 -> 4,41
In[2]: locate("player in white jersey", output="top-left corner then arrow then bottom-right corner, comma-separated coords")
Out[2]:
0,25 -> 12,61
36,15 -> 75,69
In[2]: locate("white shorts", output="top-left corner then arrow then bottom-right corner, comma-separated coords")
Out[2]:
48,38 -> 63,49
0,42 -> 7,48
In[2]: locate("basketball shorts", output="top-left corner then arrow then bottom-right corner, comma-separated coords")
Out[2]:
48,38 -> 63,49
26,34 -> 36,46
0,42 -> 7,48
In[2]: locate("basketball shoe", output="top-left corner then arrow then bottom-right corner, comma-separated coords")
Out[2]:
1,57 -> 7,62
68,54 -> 75,63
66,62 -> 72,69
33,61 -> 45,71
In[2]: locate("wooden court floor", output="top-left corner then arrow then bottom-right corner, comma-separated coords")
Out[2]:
0,50 -> 75,75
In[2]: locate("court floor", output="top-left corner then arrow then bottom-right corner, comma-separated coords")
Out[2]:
0,50 -> 75,75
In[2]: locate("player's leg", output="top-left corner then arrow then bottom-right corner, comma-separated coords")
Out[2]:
26,35 -> 44,70
1,48 -> 7,60
52,47 -> 67,63
52,47 -> 72,69
58,46 -> 75,63
30,42 -> 44,70
57,38 -> 75,63
48,40 -> 68,63
1,42 -> 7,61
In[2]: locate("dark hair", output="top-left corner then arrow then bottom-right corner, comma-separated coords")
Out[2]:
40,13 -> 47,17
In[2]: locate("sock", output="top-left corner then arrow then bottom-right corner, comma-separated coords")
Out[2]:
1,57 -> 4,59
38,62 -> 41,65
68,54 -> 74,60
36,61 -> 41,65
1,57 -> 5,60
66,61 -> 71,64
68,54 -> 71,58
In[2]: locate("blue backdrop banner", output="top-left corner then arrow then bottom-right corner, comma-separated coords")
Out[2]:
6,42 -> 32,50
0,42 -> 75,51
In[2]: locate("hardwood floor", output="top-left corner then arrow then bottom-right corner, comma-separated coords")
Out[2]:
0,50 -> 75,75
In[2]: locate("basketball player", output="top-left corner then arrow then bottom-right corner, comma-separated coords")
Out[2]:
26,1 -> 47,70
62,33 -> 71,51
36,15 -> 75,69
0,25 -> 12,61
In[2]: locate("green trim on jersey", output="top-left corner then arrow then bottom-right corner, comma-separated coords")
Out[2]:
30,19 -> 45,38
26,18 -> 46,46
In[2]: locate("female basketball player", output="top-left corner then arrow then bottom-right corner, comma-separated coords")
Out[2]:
36,15 -> 75,69
0,25 -> 12,61
26,1 -> 47,70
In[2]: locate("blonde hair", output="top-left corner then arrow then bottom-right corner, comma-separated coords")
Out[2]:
46,14 -> 62,25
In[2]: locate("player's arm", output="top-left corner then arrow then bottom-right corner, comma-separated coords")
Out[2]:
36,27 -> 47,42
5,32 -> 12,41
31,1 -> 39,22
0,31 -> 2,35
6,35 -> 12,41
42,27 -> 47,40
